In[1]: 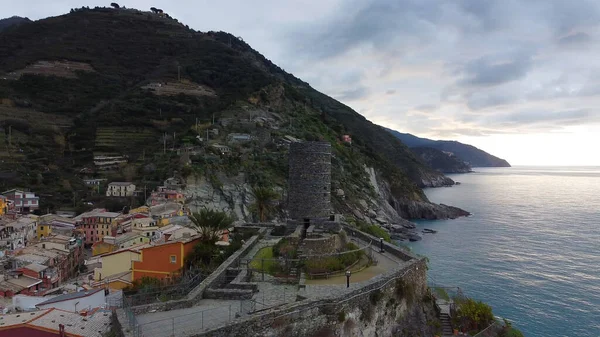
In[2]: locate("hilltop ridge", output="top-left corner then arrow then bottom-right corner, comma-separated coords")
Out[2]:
0,6 -> 466,222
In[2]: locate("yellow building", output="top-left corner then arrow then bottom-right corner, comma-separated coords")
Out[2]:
94,248 -> 141,283
0,195 -> 8,215
92,232 -> 150,256
129,206 -> 150,215
36,223 -> 52,239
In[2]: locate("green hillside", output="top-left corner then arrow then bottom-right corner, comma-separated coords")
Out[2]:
0,7 -> 457,217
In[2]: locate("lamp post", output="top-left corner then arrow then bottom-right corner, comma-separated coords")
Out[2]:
379,237 -> 384,253
346,270 -> 351,288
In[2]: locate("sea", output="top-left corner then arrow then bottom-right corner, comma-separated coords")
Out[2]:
406,166 -> 600,337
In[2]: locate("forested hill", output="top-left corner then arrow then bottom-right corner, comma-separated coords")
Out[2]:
386,129 -> 511,168
0,6 -> 464,220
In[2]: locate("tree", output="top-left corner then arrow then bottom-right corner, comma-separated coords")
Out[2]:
156,9 -> 163,14
110,3 -> 120,9
250,186 -> 278,222
150,7 -> 158,13
188,208 -> 233,242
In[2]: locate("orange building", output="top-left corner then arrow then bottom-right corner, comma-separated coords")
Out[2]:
132,236 -> 201,282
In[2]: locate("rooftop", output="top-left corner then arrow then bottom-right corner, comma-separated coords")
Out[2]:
23,263 -> 48,273
108,182 -> 134,186
36,288 -> 104,307
0,308 -> 112,337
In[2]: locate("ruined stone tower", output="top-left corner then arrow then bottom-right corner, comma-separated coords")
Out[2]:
288,141 -> 331,222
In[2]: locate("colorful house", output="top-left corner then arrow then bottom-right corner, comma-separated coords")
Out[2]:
92,232 -> 150,256
36,223 -> 52,239
93,248 -> 142,289
132,235 -> 201,282
0,195 -> 7,216
1,189 -> 39,214
75,209 -> 120,245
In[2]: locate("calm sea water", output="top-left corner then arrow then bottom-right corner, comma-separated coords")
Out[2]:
407,167 -> 600,337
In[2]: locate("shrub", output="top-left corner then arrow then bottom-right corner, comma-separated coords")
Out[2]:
356,221 -> 391,243
337,310 -> 346,322
453,297 -> 494,333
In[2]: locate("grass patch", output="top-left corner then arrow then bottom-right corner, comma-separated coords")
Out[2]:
249,247 -> 280,273
356,221 -> 391,243
433,287 -> 450,301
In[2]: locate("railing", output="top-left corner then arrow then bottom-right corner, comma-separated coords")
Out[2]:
472,317 -> 504,337
135,300 -> 256,337
123,272 -> 204,307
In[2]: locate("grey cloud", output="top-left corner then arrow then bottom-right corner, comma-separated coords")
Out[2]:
558,32 -> 592,46
456,52 -> 534,87
495,109 -> 593,126
336,87 -> 370,101
466,91 -> 520,110
414,104 -> 437,113
385,89 -> 396,95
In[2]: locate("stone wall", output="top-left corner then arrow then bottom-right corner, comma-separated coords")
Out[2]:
301,234 -> 342,256
288,142 -> 332,220
341,223 -> 417,262
194,258 -> 430,337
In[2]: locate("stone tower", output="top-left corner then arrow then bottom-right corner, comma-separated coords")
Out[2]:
288,141 -> 331,222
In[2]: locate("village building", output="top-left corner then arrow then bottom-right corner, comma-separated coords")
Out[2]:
1,189 -> 39,214
132,235 -> 201,282
93,248 -> 141,289
105,182 -> 136,197
74,209 -> 120,245
35,288 -> 105,312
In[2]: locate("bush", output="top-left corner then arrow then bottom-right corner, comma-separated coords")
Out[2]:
453,297 -> 494,333
356,221 -> 391,243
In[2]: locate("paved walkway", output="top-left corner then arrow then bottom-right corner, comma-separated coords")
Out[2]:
136,299 -> 243,337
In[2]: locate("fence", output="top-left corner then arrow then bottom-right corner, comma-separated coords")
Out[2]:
239,238 -> 374,281
134,300 -> 256,337
123,272 -> 204,307
472,317 -> 504,337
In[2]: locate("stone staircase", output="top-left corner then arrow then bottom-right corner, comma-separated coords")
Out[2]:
440,312 -> 453,336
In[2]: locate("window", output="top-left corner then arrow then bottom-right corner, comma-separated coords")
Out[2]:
42,244 -> 45,249
39,226 -> 44,231
139,238 -> 143,242
170,255 -> 177,264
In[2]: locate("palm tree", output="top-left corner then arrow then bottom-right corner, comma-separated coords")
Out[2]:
188,208 -> 233,243
250,186 -> 279,222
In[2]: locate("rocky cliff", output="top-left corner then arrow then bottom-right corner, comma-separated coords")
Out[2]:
411,146 -> 472,173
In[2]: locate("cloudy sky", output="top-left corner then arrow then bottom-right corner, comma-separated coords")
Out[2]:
8,0 -> 600,165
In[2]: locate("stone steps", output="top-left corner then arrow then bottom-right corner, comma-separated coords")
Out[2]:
440,313 -> 453,336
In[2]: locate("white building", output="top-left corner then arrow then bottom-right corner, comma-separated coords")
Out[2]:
106,182 -> 136,197
36,288 -> 106,312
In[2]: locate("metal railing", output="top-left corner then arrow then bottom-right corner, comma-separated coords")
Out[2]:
135,300 -> 256,337
123,272 -> 204,307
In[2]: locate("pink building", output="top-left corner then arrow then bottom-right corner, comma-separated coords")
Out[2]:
75,209 -> 120,245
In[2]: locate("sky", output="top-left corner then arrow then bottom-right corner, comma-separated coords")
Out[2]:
5,0 -> 600,166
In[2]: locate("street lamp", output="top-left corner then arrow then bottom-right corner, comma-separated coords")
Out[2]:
379,237 -> 384,253
345,270 -> 351,288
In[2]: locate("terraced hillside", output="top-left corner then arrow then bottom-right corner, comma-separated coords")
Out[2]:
0,7 -> 461,220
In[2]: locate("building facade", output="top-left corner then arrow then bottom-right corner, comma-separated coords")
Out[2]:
132,236 -> 200,282
1,189 -> 39,214
106,182 -> 136,197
